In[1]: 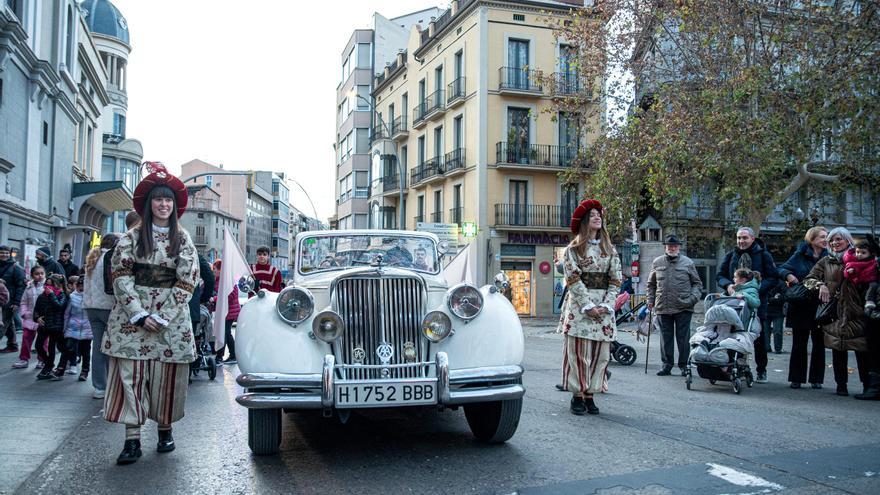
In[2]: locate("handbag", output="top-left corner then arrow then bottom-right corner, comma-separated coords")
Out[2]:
815,288 -> 840,326
784,283 -> 810,303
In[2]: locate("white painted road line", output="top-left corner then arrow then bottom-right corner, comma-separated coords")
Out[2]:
706,463 -> 785,494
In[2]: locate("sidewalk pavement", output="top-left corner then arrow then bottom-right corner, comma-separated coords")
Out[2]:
0,334 -> 102,494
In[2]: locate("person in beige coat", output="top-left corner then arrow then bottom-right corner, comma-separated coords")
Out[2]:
647,235 -> 703,376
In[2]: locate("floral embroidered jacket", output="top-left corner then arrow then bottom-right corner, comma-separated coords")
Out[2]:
102,227 -> 198,363
557,243 -> 623,341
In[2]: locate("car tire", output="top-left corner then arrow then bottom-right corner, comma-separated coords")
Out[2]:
248,408 -> 282,455
464,395 -> 522,444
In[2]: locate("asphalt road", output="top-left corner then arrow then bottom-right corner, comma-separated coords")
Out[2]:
1,321 -> 878,495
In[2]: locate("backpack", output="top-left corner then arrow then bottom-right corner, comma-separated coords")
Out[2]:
102,247 -> 115,295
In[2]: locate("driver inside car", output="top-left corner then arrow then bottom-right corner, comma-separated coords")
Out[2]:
413,247 -> 430,271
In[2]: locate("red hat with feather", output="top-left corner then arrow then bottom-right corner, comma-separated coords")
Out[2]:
132,161 -> 188,218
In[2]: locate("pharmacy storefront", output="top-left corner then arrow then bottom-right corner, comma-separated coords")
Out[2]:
489,231 -> 571,318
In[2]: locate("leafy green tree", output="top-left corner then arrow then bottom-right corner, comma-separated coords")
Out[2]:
547,0 -> 879,234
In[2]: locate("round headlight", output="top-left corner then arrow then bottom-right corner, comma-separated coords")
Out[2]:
422,311 -> 453,343
238,275 -> 256,294
446,283 -> 484,320
276,286 -> 314,325
312,310 -> 344,342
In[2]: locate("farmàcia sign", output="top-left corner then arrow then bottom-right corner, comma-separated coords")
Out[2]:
506,232 -> 571,245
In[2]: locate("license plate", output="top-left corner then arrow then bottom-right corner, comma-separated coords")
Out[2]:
335,380 -> 437,408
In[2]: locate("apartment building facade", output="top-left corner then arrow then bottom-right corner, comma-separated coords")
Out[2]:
371,0 -> 590,317
334,8 -> 442,230
179,185 -> 241,260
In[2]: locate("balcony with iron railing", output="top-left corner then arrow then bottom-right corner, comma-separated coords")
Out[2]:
414,214 -> 425,225
391,116 -> 408,140
552,71 -> 587,97
193,235 -> 208,245
374,173 -> 406,198
495,143 -> 578,170
410,157 -> 445,186
449,206 -> 463,225
412,102 -> 427,129
444,148 -> 466,175
423,89 -> 446,121
499,66 -> 542,94
372,122 -> 388,141
494,204 -> 570,229
447,77 -> 466,107
430,211 -> 444,223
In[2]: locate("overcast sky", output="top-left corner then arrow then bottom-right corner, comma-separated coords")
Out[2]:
112,0 -> 444,221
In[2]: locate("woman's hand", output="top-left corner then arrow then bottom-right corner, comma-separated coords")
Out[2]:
819,284 -> 831,303
143,316 -> 162,332
726,285 -> 736,296
786,274 -> 799,285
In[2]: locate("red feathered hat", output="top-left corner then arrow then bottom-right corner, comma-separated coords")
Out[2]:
132,161 -> 188,218
570,199 -> 603,234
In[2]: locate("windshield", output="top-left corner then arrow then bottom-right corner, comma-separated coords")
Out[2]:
299,235 -> 440,274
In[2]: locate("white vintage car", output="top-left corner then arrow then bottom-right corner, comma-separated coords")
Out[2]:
234,230 -> 525,455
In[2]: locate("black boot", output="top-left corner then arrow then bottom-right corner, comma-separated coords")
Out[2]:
157,429 -> 175,453
584,396 -> 600,415
570,396 -> 586,415
116,439 -> 142,465
854,372 -> 880,400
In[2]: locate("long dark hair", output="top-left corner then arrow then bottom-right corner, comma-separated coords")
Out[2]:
136,185 -> 182,259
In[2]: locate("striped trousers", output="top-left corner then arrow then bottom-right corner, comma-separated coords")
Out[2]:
562,335 -> 610,395
103,357 -> 189,426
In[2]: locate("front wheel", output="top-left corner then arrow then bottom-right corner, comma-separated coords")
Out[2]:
613,345 -> 637,366
464,397 -> 523,444
248,408 -> 282,455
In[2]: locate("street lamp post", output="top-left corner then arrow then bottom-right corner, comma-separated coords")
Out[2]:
354,94 -> 405,230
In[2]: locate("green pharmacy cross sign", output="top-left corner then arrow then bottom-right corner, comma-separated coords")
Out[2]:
461,222 -> 477,238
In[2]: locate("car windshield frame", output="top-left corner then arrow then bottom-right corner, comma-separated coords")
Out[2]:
297,234 -> 441,275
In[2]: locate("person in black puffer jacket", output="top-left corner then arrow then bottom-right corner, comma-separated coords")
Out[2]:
33,274 -> 68,380
778,227 -> 829,389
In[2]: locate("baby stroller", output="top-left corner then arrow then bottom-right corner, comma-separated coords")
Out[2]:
609,299 -> 645,366
685,295 -> 759,394
190,304 -> 217,381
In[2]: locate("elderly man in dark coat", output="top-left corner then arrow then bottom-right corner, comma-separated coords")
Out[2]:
647,235 -> 704,376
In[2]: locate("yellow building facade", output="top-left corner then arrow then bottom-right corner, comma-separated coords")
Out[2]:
370,0 -> 595,317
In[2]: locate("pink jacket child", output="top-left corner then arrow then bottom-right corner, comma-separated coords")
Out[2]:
843,249 -> 879,285
13,276 -> 46,368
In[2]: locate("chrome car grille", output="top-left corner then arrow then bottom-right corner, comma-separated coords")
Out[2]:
333,276 -> 427,379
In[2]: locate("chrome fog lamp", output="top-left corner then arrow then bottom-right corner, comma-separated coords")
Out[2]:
421,311 -> 453,343
312,311 -> 344,342
446,283 -> 484,320
276,286 -> 314,325
238,275 -> 257,293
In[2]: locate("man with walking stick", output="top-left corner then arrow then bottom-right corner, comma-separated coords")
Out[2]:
647,235 -> 703,376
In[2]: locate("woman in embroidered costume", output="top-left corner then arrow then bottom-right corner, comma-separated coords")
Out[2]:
102,162 -> 198,464
557,199 -> 622,416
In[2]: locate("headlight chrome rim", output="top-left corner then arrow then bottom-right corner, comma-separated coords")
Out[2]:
446,283 -> 484,321
312,310 -> 344,342
422,311 -> 453,343
275,286 -> 315,325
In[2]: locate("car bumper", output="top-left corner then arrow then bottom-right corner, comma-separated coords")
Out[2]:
235,352 -> 524,410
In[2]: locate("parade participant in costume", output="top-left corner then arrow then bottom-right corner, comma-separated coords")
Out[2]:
250,245 -> 282,293
102,162 -> 198,465
557,199 -> 622,415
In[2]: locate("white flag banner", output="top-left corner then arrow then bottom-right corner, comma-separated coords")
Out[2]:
442,242 -> 475,286
213,227 -> 251,349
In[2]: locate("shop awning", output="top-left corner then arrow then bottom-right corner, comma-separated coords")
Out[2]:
71,181 -> 133,229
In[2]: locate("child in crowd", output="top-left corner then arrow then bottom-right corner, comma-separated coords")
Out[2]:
844,240 -> 879,318
251,245 -> 283,294
13,266 -> 46,369
57,276 -> 92,381
33,274 -> 68,380
732,268 -> 761,310
212,259 -> 239,365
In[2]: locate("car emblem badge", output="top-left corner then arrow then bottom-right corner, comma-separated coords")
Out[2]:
376,343 -> 394,365
352,347 -> 366,364
403,342 -> 417,363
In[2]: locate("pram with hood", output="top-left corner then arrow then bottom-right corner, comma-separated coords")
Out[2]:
189,304 -> 217,381
685,294 -> 760,394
